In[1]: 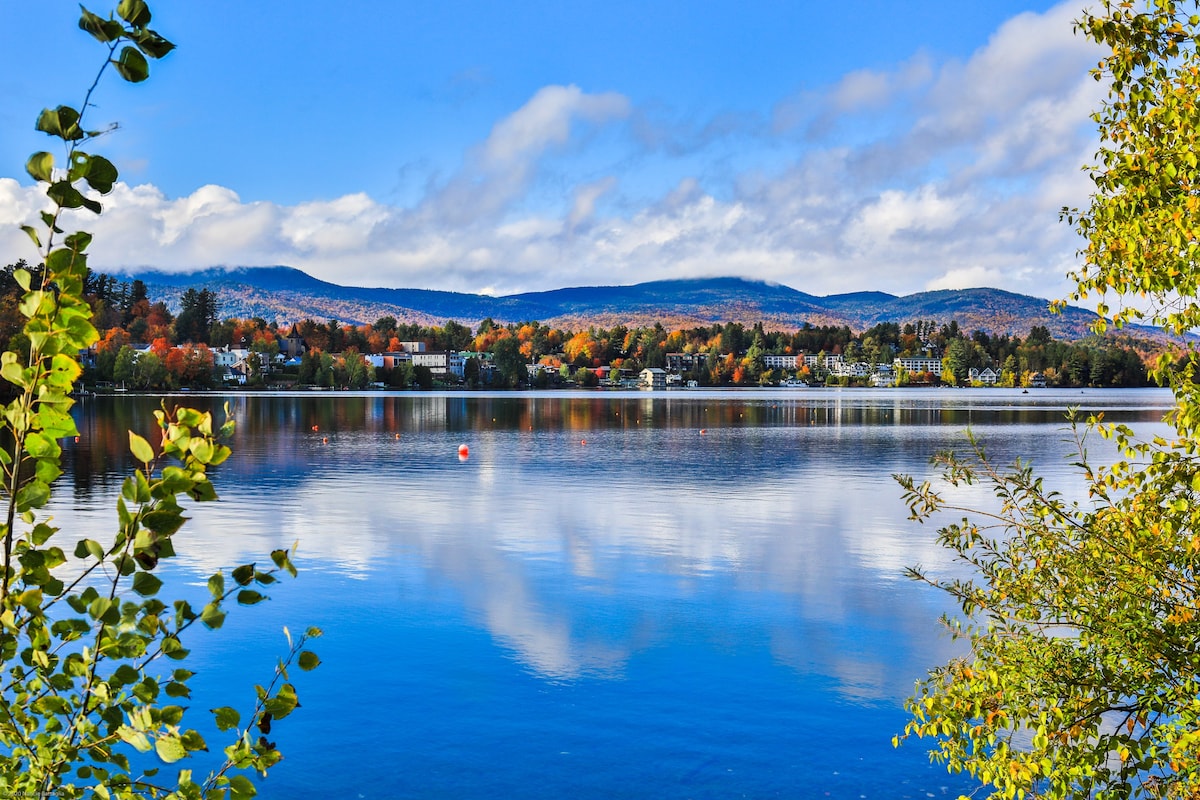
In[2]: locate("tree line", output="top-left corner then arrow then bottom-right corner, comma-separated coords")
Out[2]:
0,261 -> 1155,389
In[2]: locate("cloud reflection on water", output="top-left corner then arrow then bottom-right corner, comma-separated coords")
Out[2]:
50,391 -> 1171,700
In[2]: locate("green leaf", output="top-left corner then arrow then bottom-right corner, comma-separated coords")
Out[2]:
263,683 -> 299,720
19,225 -> 41,248
132,28 -> 175,59
16,479 -> 51,511
231,563 -> 255,586
46,180 -> 85,209
85,154 -> 118,193
111,664 -> 139,686
271,548 -> 298,578
131,571 -> 163,597
154,734 -> 186,764
212,706 -> 240,732
228,774 -> 257,800
298,650 -> 321,671
117,0 -> 152,26
114,45 -> 149,83
208,572 -> 225,598
129,431 -> 155,463
199,602 -> 226,630
35,105 -> 83,141
236,589 -> 266,606
117,726 -> 152,752
26,151 -> 54,182
164,681 -> 190,699
25,431 -> 60,459
79,8 -> 124,42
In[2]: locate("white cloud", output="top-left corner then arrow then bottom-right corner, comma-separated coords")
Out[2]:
926,265 -> 1007,291
481,85 -> 629,168
845,187 -> 964,249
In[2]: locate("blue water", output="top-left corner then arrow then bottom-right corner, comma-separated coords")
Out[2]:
52,388 -> 1174,798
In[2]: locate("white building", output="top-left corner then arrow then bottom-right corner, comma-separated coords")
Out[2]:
763,354 -> 801,370
894,357 -> 943,376
639,368 -> 667,389
969,367 -> 999,385
411,351 -> 465,377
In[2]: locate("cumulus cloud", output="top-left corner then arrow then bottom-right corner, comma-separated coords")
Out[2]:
0,3 -> 1106,303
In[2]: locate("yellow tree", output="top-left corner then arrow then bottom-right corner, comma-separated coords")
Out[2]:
898,3 -> 1200,798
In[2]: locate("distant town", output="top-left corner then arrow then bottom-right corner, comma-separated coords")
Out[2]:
2,262 -> 1153,391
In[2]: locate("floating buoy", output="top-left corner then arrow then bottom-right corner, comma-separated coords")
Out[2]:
74,436 -> 80,443
394,433 -> 400,439
700,429 -> 707,435
581,439 -> 586,445
457,443 -> 469,458
322,437 -> 328,444
311,425 -> 319,431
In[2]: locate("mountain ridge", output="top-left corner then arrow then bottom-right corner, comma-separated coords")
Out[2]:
124,265 -> 1156,342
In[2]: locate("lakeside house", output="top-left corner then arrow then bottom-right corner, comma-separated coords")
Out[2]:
894,357 -> 943,376
968,367 -> 999,385
411,350 -> 466,378
665,352 -> 711,372
639,368 -> 667,389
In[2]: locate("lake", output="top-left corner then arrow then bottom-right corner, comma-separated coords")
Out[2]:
52,388 -> 1175,798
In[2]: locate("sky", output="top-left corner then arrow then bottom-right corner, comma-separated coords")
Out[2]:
0,1 -> 1105,299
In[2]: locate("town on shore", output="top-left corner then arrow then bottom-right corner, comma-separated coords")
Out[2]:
0,263 -> 1152,392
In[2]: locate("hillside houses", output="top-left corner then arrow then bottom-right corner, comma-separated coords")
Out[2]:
74,302 -> 1148,391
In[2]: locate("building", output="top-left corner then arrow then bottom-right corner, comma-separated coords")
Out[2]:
665,352 -> 710,373
214,347 -> 251,369
894,357 -> 943,377
763,354 -> 801,370
830,361 -> 873,378
280,324 -> 306,359
639,368 -> 667,389
411,351 -> 465,378
366,352 -> 413,370
804,353 -> 844,370
968,367 -> 999,385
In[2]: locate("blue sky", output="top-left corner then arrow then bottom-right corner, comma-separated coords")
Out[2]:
0,1 -> 1101,299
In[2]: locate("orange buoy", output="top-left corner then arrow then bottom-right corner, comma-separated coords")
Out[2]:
74,436 -> 80,443
458,443 -> 469,458
322,437 -> 328,444
700,429 -> 707,435
311,425 -> 319,431
581,439 -> 586,445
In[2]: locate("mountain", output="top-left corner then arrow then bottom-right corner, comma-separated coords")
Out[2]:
127,266 -> 1150,342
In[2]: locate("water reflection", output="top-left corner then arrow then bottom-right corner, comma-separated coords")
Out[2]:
54,390 -> 1170,702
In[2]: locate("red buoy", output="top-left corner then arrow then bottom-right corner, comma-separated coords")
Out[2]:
458,443 -> 469,458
